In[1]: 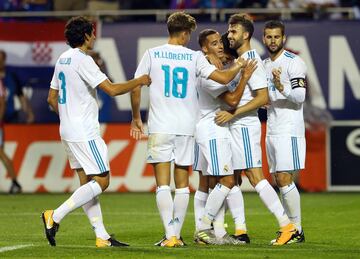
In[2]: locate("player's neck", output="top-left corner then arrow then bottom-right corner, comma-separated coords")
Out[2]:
236,41 -> 251,56
168,37 -> 185,47
269,48 -> 284,61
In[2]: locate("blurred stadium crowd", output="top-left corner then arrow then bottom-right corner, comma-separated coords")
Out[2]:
0,0 -> 359,12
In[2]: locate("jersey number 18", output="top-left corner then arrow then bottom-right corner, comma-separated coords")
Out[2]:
161,65 -> 188,99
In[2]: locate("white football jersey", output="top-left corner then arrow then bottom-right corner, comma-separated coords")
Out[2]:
227,49 -> 268,126
195,75 -> 230,142
263,50 -> 307,136
50,48 -> 107,141
135,44 -> 216,135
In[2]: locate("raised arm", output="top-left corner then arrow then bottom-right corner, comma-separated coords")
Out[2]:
208,57 -> 245,85
219,59 -> 257,108
98,75 -> 151,97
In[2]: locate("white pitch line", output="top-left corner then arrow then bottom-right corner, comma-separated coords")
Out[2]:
0,244 -> 34,253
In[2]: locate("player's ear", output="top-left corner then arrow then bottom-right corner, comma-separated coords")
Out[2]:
283,35 -> 287,44
243,31 -> 250,41
201,45 -> 208,53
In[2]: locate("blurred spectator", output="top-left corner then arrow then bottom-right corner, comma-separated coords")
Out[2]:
21,0 -> 52,12
237,0 -> 268,8
53,0 -> 86,11
0,50 -> 22,194
0,50 -> 34,124
198,0 -> 235,8
0,0 -> 21,11
170,0 -> 199,9
88,0 -> 119,11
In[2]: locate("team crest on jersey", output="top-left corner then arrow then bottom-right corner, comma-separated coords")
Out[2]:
224,165 -> 229,173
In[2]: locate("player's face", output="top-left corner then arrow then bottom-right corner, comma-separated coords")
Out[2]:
86,31 -> 96,50
263,28 -> 285,55
203,32 -> 224,59
227,24 -> 245,50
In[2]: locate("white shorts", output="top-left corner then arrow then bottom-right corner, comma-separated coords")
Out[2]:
62,138 -> 110,175
266,135 -> 306,173
147,133 -> 194,166
193,139 -> 233,176
230,124 -> 262,170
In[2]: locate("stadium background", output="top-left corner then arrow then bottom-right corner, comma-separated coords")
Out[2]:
0,13 -> 359,193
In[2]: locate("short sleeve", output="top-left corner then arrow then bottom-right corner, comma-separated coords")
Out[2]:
288,57 -> 307,80
78,56 -> 107,89
135,50 -> 151,78
195,51 -> 216,79
247,60 -> 268,91
201,78 -> 227,98
50,70 -> 59,90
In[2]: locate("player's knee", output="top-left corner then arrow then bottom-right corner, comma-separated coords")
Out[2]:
246,168 -> 265,187
274,173 -> 292,187
219,175 -> 235,189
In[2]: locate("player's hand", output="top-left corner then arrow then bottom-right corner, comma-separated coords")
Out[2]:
241,59 -> 257,80
130,118 -> 144,140
206,53 -> 223,69
234,57 -> 246,68
138,74 -> 152,86
215,110 -> 233,125
272,67 -> 283,92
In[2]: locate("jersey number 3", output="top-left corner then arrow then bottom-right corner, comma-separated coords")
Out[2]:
58,71 -> 66,104
161,65 -> 188,99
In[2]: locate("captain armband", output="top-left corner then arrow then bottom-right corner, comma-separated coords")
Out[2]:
290,78 -> 306,89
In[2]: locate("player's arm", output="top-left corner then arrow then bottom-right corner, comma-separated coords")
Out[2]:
219,59 -> 257,108
208,57 -> 245,85
215,87 -> 268,125
98,75 -> 151,97
272,60 -> 307,105
129,50 -> 151,140
130,86 -> 143,140
47,88 -> 59,114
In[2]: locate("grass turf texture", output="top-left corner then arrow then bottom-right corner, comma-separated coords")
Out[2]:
0,193 -> 359,258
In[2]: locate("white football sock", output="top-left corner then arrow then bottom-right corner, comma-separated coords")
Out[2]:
213,202 -> 227,238
280,182 -> 302,232
227,185 -> 247,232
255,179 -> 290,227
156,185 -> 175,239
200,183 -> 230,231
53,180 -> 102,223
194,191 -> 208,231
173,187 -> 190,239
82,196 -> 110,240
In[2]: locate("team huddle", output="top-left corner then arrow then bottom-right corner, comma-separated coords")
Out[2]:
42,12 -> 307,248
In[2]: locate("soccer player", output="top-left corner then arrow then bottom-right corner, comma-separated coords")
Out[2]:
262,20 -> 307,243
42,16 -> 151,247
215,13 -> 297,245
130,11 -> 245,247
194,30 -> 256,245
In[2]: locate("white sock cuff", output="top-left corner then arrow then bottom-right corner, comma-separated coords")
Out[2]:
195,190 -> 208,201
175,187 -> 190,194
254,179 -> 269,193
156,185 -> 171,194
229,185 -> 241,194
215,183 -> 231,195
89,180 -> 102,197
279,182 -> 296,195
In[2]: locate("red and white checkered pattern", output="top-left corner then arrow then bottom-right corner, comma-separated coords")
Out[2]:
32,42 -> 52,64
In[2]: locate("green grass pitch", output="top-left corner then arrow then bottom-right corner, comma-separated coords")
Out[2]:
0,192 -> 359,258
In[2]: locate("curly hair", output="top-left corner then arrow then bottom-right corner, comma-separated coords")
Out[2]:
64,16 -> 94,48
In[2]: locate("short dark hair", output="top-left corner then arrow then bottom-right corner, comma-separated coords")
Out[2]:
65,16 -> 94,48
228,13 -> 254,39
167,12 -> 197,36
221,32 -> 238,58
198,29 -> 218,48
264,20 -> 285,36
